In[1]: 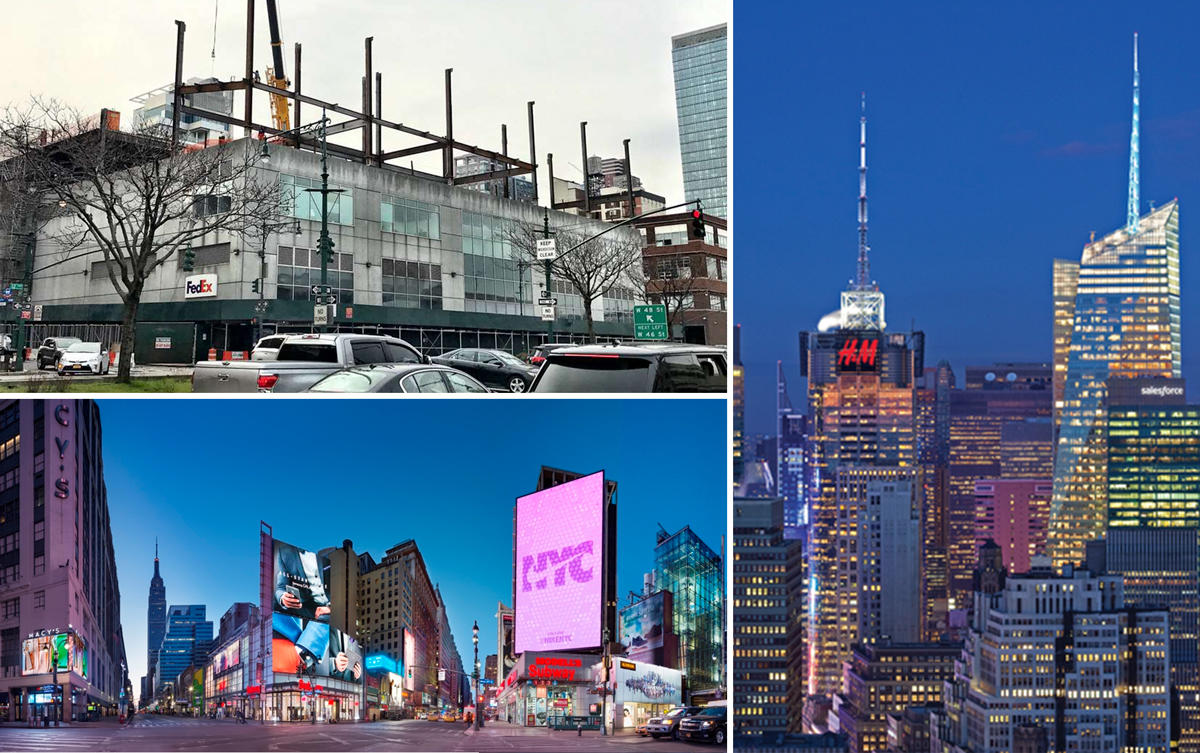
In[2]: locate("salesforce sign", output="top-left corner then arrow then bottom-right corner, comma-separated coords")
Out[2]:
185,274 -> 218,299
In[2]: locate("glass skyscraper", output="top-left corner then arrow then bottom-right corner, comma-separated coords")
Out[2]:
1050,200 -> 1181,570
672,24 -> 727,220
154,605 -> 213,697
653,525 -> 725,693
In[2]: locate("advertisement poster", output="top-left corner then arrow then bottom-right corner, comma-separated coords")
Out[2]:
271,537 -> 362,683
514,471 -> 605,654
21,632 -> 88,678
614,660 -> 682,706
620,591 -> 668,664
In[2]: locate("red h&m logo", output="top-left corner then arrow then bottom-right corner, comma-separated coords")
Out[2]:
837,338 -> 879,368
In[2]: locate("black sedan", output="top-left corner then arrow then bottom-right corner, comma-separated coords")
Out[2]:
306,364 -> 489,394
431,348 -> 539,393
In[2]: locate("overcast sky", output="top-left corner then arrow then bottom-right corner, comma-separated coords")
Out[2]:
0,0 -> 728,205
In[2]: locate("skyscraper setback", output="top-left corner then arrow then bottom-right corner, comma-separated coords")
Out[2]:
1049,33 -> 1182,570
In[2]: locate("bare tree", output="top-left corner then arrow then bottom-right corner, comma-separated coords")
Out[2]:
506,220 -> 643,341
644,252 -> 702,330
0,98 -> 280,381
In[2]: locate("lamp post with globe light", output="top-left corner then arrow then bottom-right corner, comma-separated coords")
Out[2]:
472,621 -> 481,731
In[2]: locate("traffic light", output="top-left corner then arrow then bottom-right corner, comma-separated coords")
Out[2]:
182,247 -> 196,271
251,278 -> 261,294
690,208 -> 705,241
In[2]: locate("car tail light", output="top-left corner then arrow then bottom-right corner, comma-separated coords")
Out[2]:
257,373 -> 279,390
567,353 -> 620,358
531,356 -> 544,365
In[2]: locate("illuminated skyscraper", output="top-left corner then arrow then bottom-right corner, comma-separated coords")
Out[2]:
945,364 -> 1053,610
1051,258 -> 1079,436
1050,35 -> 1182,570
671,24 -> 727,219
777,362 -> 808,537
799,98 -> 925,700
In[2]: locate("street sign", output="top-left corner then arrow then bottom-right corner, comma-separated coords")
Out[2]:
633,304 -> 668,340
537,297 -> 557,306
540,305 -> 555,322
536,238 -> 557,261
20,310 -> 31,320
313,304 -> 329,326
311,284 -> 333,295
11,283 -> 23,290
254,301 -> 269,314
315,294 -> 337,305
32,305 -> 42,321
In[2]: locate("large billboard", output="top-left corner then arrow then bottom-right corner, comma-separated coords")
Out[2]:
22,631 -> 87,678
515,471 -> 605,654
614,659 -> 682,706
619,591 -> 675,667
270,537 -> 363,684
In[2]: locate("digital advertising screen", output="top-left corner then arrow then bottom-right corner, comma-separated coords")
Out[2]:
614,660 -> 682,706
211,641 -> 241,674
270,536 -> 362,684
404,629 -> 416,692
515,471 -> 605,654
620,591 -> 668,663
21,632 -> 87,678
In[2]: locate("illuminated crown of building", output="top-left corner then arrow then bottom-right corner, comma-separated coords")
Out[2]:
841,93 -> 886,331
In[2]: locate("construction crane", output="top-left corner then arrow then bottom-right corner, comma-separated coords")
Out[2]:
264,0 -> 291,131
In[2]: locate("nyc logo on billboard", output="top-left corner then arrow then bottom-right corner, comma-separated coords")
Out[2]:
520,541 -> 594,593
837,337 -> 879,371
185,274 -> 218,299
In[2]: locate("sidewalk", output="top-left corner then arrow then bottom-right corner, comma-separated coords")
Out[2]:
0,361 -> 193,384
463,720 -> 637,739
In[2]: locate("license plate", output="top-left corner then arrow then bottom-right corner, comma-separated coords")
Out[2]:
72,365 -> 83,370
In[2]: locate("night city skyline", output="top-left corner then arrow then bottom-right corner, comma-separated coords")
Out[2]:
97,399 -> 726,705
736,2 -> 1200,436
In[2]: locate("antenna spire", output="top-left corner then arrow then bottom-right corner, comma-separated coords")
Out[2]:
1126,32 -> 1140,233
856,92 -> 871,290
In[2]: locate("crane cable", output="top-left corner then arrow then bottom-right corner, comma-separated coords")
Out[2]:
211,0 -> 219,75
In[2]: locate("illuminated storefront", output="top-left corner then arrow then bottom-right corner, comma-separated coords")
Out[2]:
610,659 -> 683,732
495,652 -> 603,727
204,636 -> 249,716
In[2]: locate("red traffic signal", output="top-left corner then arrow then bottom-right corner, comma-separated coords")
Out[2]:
690,208 -> 705,241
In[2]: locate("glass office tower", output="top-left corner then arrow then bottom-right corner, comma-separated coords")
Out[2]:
671,24 -> 727,220
1050,200 -> 1181,570
654,525 -> 725,694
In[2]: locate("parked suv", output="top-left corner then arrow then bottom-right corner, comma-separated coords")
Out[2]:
645,705 -> 701,739
529,343 -> 727,393
37,337 -> 81,369
677,704 -> 726,745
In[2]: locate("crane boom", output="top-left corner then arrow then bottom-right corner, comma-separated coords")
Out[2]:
263,0 -> 290,131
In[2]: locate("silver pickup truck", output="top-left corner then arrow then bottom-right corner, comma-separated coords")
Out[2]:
191,333 -> 424,393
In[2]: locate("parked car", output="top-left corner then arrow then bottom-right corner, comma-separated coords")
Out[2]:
677,704 -> 726,745
56,341 -> 111,376
191,334 -> 423,393
645,705 -> 701,739
37,337 -> 81,369
529,343 -> 727,393
250,334 -> 290,361
528,342 -> 577,367
430,348 -> 539,393
307,364 -> 489,394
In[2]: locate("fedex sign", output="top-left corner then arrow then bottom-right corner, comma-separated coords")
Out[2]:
515,471 -> 605,654
185,274 -> 218,299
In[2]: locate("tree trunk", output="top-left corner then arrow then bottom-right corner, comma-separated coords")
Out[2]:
117,287 -> 142,383
583,298 -> 595,343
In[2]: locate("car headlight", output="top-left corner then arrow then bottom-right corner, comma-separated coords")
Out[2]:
701,721 -> 714,727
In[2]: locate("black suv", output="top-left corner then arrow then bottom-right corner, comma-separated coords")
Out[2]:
528,343 -> 727,393
37,337 -> 82,369
677,705 -> 726,745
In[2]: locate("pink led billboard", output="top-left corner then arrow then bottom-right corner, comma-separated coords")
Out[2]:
515,471 -> 605,654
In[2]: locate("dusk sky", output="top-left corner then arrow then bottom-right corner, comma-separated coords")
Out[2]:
98,398 -> 725,701
736,1 -> 1200,435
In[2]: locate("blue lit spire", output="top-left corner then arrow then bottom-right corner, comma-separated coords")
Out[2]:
1126,32 -> 1140,233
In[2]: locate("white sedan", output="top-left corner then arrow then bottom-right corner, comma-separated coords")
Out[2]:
57,342 -> 111,376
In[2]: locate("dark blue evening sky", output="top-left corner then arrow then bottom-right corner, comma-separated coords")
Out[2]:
736,1 -> 1200,435
101,399 -> 725,699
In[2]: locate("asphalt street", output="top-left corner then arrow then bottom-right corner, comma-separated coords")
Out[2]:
1,717 -> 713,752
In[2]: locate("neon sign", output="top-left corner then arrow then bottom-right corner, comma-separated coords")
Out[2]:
837,338 -> 879,370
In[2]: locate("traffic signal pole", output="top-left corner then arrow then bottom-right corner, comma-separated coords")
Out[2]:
543,211 -> 553,341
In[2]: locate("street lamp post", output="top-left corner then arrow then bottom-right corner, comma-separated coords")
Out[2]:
260,111 -> 343,333
472,621 -> 480,731
600,627 -> 610,736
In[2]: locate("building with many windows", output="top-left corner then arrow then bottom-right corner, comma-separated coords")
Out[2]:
671,24 -> 727,220
732,496 -> 804,736
142,542 -> 166,707
26,136 -> 641,362
654,524 -> 724,696
938,564 -> 1172,752
0,400 -> 130,722
153,605 -> 213,702
973,479 -> 1052,575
